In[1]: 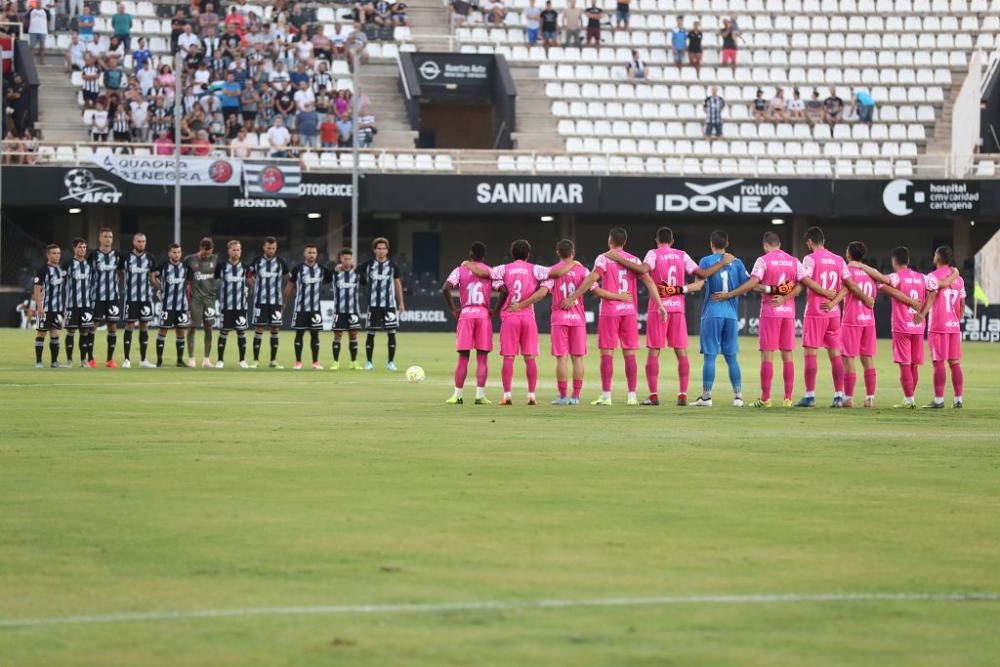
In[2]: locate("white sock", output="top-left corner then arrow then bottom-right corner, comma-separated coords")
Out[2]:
602,391 -> 611,401
454,387 -> 464,398
955,395 -> 963,402
627,391 -> 636,402
476,386 -> 485,399
503,391 -> 512,400
805,391 -> 815,398
934,396 -> 944,403
835,391 -> 843,399
527,392 -> 536,400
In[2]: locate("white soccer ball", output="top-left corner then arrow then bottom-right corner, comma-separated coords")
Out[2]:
406,365 -> 426,383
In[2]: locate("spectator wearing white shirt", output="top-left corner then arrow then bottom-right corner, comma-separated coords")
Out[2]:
64,33 -> 86,73
27,4 -> 49,65
346,22 -> 368,67
293,80 -> 316,113
269,62 -> 291,92
129,99 -> 149,141
357,106 -> 376,147
136,60 -> 156,95
230,128 -> 251,157
266,116 -> 291,157
177,24 -> 200,55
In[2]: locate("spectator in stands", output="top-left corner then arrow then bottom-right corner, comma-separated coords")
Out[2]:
80,53 -> 101,108
112,3 -> 133,53
670,16 -> 686,70
687,20 -> 702,77
130,97 -> 149,141
77,5 -> 95,42
269,61 -> 291,92
170,8 -> 189,51
355,0 -> 375,24
104,56 -> 127,92
852,88 -> 875,127
66,0 -> 81,20
27,1 -> 48,66
357,106 -> 376,147
804,89 -> 823,126
112,102 -> 131,144
373,0 -> 393,28
178,23 -> 200,55
2,130 -> 18,164
225,6 -> 245,33
524,0 -> 542,45
562,0 -> 582,47
4,74 -> 27,134
275,83 -> 295,123
335,92 -> 354,146
768,87 -> 786,121
294,80 -> 315,113
391,0 -> 409,26
221,72 -> 242,121
751,88 -> 766,123
823,86 -> 844,128
230,127 -> 251,157
105,36 -> 126,66
626,49 -> 646,81
64,33 -> 85,73
154,129 -> 174,155
199,3 -> 221,45
157,64 -> 176,89
703,86 -> 725,141
451,0 -> 471,28
192,129 -> 212,156
132,37 -> 152,71
346,23 -> 369,67
297,102 -> 319,147
788,88 -> 805,122
614,0 -> 629,31
266,115 -> 291,157
137,59 -> 156,95
720,18 -> 737,72
91,101 -> 109,141
584,0 -> 603,47
484,0 -> 506,27
540,1 -> 559,52
20,128 -> 38,164
320,114 -> 338,148
241,82 -> 260,124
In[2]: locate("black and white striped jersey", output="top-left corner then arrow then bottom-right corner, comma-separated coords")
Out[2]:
248,255 -> 289,306
123,252 -> 155,303
87,249 -> 123,302
289,263 -> 331,313
215,260 -> 249,311
34,264 -> 67,312
63,258 -> 95,309
157,260 -> 190,312
358,259 -> 400,309
332,268 -> 360,315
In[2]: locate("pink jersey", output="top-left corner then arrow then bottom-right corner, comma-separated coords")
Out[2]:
594,252 -> 639,317
842,265 -> 876,327
750,249 -> 807,319
928,266 -> 965,334
643,246 -> 698,313
491,260 -> 553,320
549,261 -> 590,327
445,262 -> 492,320
888,267 -> 939,334
802,247 -> 846,318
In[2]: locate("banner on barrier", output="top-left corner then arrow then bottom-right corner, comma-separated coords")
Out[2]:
91,154 -> 243,187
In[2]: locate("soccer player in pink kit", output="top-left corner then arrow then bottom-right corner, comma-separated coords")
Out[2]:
466,239 -> 552,405
824,241 -> 878,408
443,242 -> 494,405
851,246 -> 938,409
712,231 -> 806,408
922,245 -> 965,409
795,226 -> 847,408
562,228 -> 666,406
548,239 -> 592,405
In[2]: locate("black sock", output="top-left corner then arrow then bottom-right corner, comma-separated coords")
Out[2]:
270,333 -> 280,361
218,331 -> 228,361
107,331 -> 117,361
35,338 -> 44,364
176,337 -> 185,362
84,331 -> 94,361
139,330 -> 149,361
253,332 -> 262,361
65,333 -> 75,362
156,334 -> 166,364
349,339 -> 358,361
387,332 -> 397,363
333,338 -> 341,361
310,330 -> 320,363
123,330 -> 133,360
237,334 -> 246,362
50,338 -> 60,363
294,331 -> 304,362
366,333 -> 375,363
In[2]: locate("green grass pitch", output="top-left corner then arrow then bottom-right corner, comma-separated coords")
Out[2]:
2,328 -> 999,666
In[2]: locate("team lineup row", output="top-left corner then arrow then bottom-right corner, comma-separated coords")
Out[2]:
440,226 -> 965,409
30,232 -> 405,370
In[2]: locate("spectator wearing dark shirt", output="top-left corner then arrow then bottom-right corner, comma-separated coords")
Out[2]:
823,86 -> 844,128
373,0 -> 392,26
297,103 -> 320,147
540,2 -> 559,52
391,0 -> 408,25
584,0 -> 603,47
451,0 -> 470,28
804,89 -> 824,126
687,21 -> 703,76
720,18 -> 737,71
751,88 -> 767,123
703,86 -> 725,141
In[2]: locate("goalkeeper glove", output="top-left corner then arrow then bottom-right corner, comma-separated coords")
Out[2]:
774,281 -> 795,295
656,283 -> 683,298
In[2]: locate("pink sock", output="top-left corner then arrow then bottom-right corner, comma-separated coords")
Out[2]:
645,356 -> 659,394
911,365 -> 919,392
600,355 -> 613,393
525,357 -> 538,393
677,356 -> 690,395
624,355 -> 638,392
804,355 -> 818,393
476,352 -> 489,388
830,357 -> 844,393
760,360 -> 774,401
501,356 -> 514,393
864,368 -> 877,396
557,380 -> 568,398
844,372 -> 857,399
951,362 -> 963,397
899,364 -> 914,398
933,360 -> 947,398
572,378 -> 583,399
782,360 -> 795,400
454,354 -> 469,389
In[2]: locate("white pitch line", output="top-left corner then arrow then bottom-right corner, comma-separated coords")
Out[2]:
2,592 -> 998,629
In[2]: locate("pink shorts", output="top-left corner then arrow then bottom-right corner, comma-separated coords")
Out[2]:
598,314 -> 639,350
758,317 -> 795,352
928,331 -> 961,362
841,324 -> 876,358
646,310 -> 688,350
722,48 -> 737,64
802,316 -> 841,350
499,316 -> 539,357
892,332 -> 925,365
551,324 -> 587,357
455,317 -> 493,352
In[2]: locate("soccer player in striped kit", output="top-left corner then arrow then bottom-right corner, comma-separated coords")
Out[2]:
31,244 -> 67,368
87,227 -> 123,367
151,243 -> 191,367
358,237 -> 405,372
284,244 -> 332,370
214,240 -> 251,369
121,233 -> 157,368
247,237 -> 290,369
331,248 -> 363,371
63,238 -> 97,368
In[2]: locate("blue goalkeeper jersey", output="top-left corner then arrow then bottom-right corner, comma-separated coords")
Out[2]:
700,254 -> 750,320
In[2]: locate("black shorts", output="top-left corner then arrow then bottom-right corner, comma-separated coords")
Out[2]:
221,309 -> 250,331
66,307 -> 95,329
159,309 -> 191,328
294,310 -> 324,330
93,299 -> 122,323
36,311 -> 64,332
333,312 -> 362,331
366,307 -> 399,331
126,300 -> 155,323
253,304 -> 285,328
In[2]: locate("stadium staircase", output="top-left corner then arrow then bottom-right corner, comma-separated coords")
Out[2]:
35,64 -> 93,142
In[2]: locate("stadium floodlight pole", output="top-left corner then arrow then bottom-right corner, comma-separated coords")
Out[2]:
350,41 -> 361,260
173,52 -> 183,244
